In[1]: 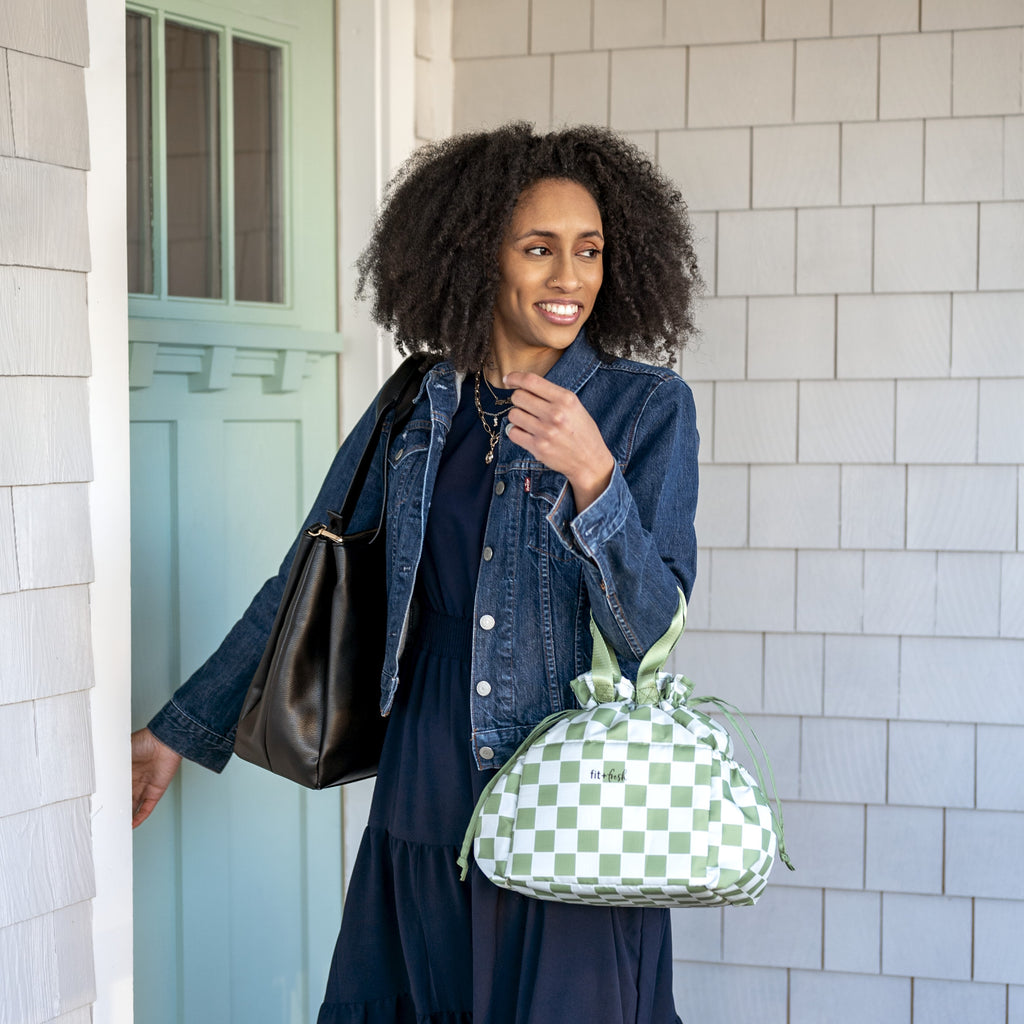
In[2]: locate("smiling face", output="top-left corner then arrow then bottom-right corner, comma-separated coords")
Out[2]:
489,178 -> 604,377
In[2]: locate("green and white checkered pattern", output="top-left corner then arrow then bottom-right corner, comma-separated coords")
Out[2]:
458,592 -> 786,908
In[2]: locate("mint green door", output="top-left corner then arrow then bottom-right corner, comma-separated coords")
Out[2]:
127,2 -> 345,1019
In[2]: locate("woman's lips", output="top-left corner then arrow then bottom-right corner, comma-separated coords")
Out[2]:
536,301 -> 582,325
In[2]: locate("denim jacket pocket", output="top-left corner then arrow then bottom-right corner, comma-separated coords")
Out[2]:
386,418 -> 431,508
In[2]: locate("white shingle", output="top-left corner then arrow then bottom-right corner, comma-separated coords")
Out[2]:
688,212 -> 717,296
1002,554 -> 1024,637
0,158 -> 89,271
791,972 -> 910,1024
925,117 -> 1005,201
686,550 -> 711,631
674,628 -> 763,710
796,550 -> 864,633
874,204 -> 978,293
952,292 -> 1024,376
1012,984 -> 1024,1024
947,810 -> 1024,899
754,124 -> 840,209
0,267 -> 90,377
799,381 -> 895,463
723,887 -> 823,969
896,379 -> 978,464
610,48 -> 687,132
749,465 -> 840,548
796,207 -> 873,295
693,465 -> 748,548
673,963 -> 789,1024
764,0 -> 829,39
682,298 -> 747,381
0,701 -> 40,817
889,721 -> 976,808
664,0 -> 763,46
735,715 -> 802,799
529,0 -> 592,53
975,899 -> 1024,984
882,894 -> 973,980
0,489 -> 17,594
714,381 -> 798,463
841,120 -> 924,206
13,484 -> 94,589
979,380 -> 1024,465
453,56 -> 551,131
979,202 -> 1024,290
771,802 -> 865,889
863,551 -> 937,636
552,51 -> 608,126
907,466 -> 1018,552
800,717 -> 887,803
840,465 -> 906,551
824,890 -> 881,973
795,37 -> 878,123
53,901 -> 95,1016
1007,115 -> 1024,198
977,724 -> 1024,810
747,296 -> 835,380
0,51 -> 11,155
937,552 -> 1002,638
708,548 -> 796,633
914,980 -> 1007,1024
452,0 -> 529,57
866,805 -> 945,893
953,27 -> 1024,116
879,32 -> 952,119
689,381 -> 714,465
824,635 -> 900,719
833,0 -> 919,36
923,0 -> 1024,30
837,294 -> 950,379
0,378 -> 93,487
0,587 -> 94,705
901,637 -> 1024,725
35,691 -> 95,806
7,51 -> 89,169
717,210 -> 796,297
660,128 -> 751,212
0,915 -> 59,1022
0,0 -> 90,64
688,42 -> 795,128
593,0 -> 663,49
670,903 -> 723,961
763,633 -> 823,715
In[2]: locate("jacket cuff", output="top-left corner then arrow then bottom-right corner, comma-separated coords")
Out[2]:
148,700 -> 235,773
565,464 -> 630,560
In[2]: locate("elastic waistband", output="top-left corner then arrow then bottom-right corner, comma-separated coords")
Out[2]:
414,607 -> 473,660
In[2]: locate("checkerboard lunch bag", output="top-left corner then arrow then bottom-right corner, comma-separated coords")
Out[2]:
458,590 -> 794,907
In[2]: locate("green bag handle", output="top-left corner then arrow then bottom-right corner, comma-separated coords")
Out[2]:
590,589 -> 687,705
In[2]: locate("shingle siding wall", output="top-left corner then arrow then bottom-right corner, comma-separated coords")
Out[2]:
450,1 -> 1024,1020
0,0 -> 97,1020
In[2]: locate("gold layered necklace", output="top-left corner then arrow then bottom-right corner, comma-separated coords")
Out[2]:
473,371 -> 513,465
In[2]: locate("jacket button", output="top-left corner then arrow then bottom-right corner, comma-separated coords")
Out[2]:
495,481 -> 506,495
479,746 -> 495,760
479,614 -> 495,630
482,546 -> 494,561
476,680 -> 492,696
393,448 -> 404,461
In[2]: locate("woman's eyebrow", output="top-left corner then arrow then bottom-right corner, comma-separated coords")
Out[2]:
512,228 -> 605,242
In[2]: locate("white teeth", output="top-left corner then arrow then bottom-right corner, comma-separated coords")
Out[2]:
539,302 -> 579,316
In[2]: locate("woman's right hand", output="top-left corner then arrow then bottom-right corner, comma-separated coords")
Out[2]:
131,727 -> 182,828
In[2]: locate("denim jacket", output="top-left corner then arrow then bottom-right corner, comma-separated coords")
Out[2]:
149,332 -> 699,772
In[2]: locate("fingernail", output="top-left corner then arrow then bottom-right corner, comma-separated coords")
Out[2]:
503,374 -> 510,385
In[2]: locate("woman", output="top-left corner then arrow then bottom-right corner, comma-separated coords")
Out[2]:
132,123 -> 701,1023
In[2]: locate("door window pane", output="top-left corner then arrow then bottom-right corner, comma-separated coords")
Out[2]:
233,39 -> 284,304
126,11 -> 154,294
165,21 -> 222,298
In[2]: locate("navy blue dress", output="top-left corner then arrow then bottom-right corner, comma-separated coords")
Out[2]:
317,381 -> 682,1024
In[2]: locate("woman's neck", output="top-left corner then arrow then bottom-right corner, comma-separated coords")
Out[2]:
482,345 -> 561,389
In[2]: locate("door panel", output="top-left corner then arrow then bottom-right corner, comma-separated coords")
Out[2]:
128,2 -> 343,1020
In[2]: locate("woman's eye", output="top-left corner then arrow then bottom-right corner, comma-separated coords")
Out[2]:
525,245 -> 550,256
579,248 -> 602,259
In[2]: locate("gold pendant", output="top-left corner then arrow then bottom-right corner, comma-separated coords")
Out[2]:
485,450 -> 494,465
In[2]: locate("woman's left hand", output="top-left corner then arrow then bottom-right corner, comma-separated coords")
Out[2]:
504,371 -> 616,512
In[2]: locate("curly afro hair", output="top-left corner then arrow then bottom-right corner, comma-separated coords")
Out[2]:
356,123 -> 702,372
